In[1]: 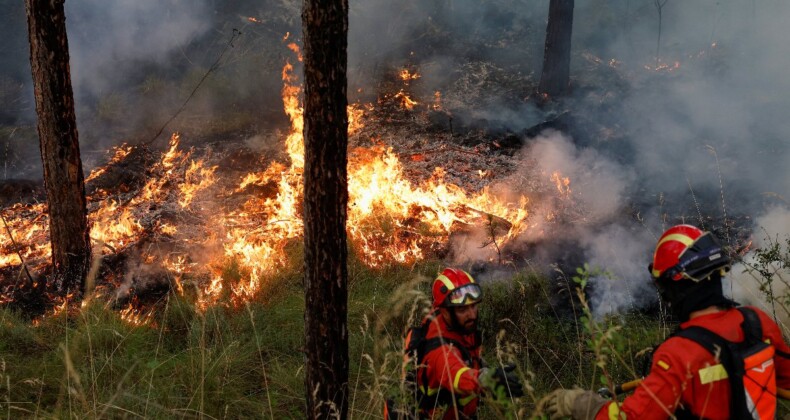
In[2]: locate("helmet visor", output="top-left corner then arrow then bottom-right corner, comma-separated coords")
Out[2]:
674,232 -> 731,282
445,283 -> 483,307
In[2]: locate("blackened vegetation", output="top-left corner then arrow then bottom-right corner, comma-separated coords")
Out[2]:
0,4 -> 766,322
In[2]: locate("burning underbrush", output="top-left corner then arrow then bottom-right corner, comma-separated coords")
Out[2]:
0,52 -> 581,324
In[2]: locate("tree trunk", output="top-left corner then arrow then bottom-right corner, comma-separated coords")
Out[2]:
539,0 -> 575,97
301,0 -> 349,418
25,0 -> 91,296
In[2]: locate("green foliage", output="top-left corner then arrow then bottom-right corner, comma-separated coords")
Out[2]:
740,232 -> 790,309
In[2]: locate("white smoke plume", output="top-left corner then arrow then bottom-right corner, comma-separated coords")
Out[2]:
726,207 -> 790,330
517,131 -> 655,317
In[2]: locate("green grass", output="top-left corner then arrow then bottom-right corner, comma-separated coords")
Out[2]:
1,254 -> 787,418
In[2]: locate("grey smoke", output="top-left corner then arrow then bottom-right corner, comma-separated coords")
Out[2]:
2,0 -> 789,318
65,0 -> 211,97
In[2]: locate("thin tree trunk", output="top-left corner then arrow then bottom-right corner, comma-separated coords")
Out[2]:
655,0 -> 668,68
25,0 -> 91,296
302,0 -> 349,417
539,0 -> 575,97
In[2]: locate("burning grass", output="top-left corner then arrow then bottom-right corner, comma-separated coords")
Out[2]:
0,54 -> 557,320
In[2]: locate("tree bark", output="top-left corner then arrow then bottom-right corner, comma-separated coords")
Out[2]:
301,0 -> 349,418
25,0 -> 91,296
539,0 -> 575,97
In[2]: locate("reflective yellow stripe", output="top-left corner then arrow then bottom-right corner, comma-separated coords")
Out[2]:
657,233 -> 696,248
421,385 -> 439,396
653,233 -> 697,276
453,367 -> 471,390
699,363 -> 728,384
436,274 -> 455,291
608,402 -> 625,420
460,269 -> 475,283
459,394 -> 475,405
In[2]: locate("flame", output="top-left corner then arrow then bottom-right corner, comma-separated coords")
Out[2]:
432,91 -> 442,110
0,203 -> 49,267
179,160 -> 218,208
399,68 -> 421,82
119,303 -> 153,326
0,40 -> 543,317
348,103 -> 372,135
395,90 -> 418,110
551,171 -> 572,199
86,144 -> 133,183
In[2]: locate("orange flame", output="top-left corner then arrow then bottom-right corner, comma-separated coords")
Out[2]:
551,171 -> 572,199
395,90 -> 419,110
399,68 -> 421,82
0,40 -> 541,315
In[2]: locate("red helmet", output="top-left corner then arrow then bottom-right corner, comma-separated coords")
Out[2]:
432,268 -> 482,308
650,224 -> 731,282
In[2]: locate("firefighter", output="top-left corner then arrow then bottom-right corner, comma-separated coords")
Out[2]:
389,267 -> 523,419
538,224 -> 790,420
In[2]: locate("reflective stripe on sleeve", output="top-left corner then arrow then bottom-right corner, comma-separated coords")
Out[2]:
459,394 -> 476,406
608,402 -> 626,420
453,367 -> 471,390
698,363 -> 728,384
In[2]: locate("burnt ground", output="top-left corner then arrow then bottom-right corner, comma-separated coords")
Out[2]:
0,57 -> 767,319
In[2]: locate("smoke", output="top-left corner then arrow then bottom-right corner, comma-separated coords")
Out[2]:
514,131 -> 656,317
725,207 -> 790,329
2,0 -> 789,317
65,0 -> 211,97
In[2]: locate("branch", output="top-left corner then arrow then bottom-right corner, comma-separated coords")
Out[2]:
0,210 -> 35,288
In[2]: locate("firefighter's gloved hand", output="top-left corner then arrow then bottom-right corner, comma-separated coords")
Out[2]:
479,364 -> 524,398
537,388 -> 608,420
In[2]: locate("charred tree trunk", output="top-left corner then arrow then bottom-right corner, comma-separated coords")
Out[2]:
301,0 -> 349,418
25,0 -> 91,296
539,0 -> 575,97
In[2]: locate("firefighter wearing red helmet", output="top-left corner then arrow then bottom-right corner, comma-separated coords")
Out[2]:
388,268 -> 523,419
540,224 -> 790,420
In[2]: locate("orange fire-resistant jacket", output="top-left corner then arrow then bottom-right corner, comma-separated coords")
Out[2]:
596,306 -> 790,419
418,313 -> 483,419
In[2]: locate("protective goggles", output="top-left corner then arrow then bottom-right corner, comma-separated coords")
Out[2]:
445,283 -> 483,307
655,232 -> 731,282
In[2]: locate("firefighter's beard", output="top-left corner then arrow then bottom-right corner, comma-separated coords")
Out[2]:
450,310 -> 478,335
462,318 -> 478,334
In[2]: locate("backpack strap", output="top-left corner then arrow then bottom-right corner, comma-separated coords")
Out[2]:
412,321 -> 481,413
737,307 -> 763,345
419,337 -> 473,364
673,307 -> 767,419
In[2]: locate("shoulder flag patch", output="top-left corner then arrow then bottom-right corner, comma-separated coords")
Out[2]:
656,359 -> 671,371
